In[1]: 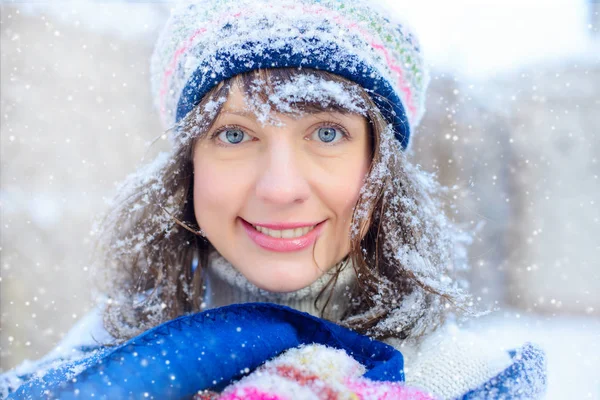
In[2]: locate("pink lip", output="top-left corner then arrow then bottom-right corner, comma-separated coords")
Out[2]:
246,221 -> 322,230
240,218 -> 326,252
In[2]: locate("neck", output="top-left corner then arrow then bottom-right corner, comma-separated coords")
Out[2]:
202,250 -> 357,322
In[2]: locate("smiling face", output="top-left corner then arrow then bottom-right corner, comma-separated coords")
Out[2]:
192,82 -> 371,292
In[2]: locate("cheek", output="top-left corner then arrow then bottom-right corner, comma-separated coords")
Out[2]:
192,153 -> 258,226
344,167 -> 367,217
323,159 -> 369,224
193,161 -> 238,223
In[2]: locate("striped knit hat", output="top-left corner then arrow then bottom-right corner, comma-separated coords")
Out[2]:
150,0 -> 429,150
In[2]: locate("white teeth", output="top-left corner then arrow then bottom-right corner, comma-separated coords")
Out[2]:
253,224 -> 316,239
281,229 -> 294,239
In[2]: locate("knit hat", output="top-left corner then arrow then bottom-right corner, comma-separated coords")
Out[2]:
150,0 -> 429,150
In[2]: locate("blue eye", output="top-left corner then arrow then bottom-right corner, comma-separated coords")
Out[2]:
316,126 -> 345,144
217,127 -> 248,145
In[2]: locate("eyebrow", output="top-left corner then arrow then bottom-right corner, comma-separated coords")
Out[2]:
220,110 -> 256,117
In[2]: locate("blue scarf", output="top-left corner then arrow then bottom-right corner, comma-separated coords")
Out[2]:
11,303 -> 403,399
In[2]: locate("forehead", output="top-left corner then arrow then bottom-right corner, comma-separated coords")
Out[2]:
221,85 -> 252,113
218,87 -> 356,130
218,74 -> 370,124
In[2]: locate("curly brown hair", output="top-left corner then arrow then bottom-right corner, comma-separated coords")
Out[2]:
94,68 -> 472,342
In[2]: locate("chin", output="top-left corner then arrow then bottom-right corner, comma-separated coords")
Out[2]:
244,262 -> 322,293
255,280 -> 311,293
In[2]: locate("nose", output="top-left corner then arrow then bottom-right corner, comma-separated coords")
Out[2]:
255,139 -> 311,206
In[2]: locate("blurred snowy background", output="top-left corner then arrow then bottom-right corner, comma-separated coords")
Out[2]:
1,1 -> 598,398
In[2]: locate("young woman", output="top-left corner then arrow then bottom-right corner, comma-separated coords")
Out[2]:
1,1 -> 546,398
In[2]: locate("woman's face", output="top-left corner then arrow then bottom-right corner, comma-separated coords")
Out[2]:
193,84 -> 371,292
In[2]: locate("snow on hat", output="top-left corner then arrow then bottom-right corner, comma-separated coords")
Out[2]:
150,0 -> 429,150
